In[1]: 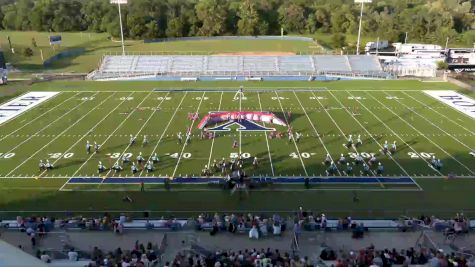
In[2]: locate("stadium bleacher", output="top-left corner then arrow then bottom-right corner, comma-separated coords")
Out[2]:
90,55 -> 389,81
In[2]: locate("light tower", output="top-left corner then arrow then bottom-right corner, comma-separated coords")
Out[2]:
110,0 -> 127,56
355,0 -> 372,55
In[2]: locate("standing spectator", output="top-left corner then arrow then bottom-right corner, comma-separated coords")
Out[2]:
30,232 -> 36,247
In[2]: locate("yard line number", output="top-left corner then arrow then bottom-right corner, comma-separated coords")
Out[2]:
408,152 -> 435,159
157,97 -> 171,100
290,152 -> 314,159
119,97 -> 134,101
271,97 -> 289,100
230,152 -> 251,159
81,97 -> 95,101
170,152 -> 192,159
0,152 -> 15,159
48,152 -> 74,159
348,152 -> 375,159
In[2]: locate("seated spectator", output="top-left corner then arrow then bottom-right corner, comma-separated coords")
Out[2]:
68,248 -> 78,261
352,223 -> 365,239
259,220 -> 268,237
273,223 -> 281,236
249,225 -> 259,239
40,251 -> 51,263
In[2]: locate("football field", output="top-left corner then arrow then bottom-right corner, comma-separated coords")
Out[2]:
0,87 -> 474,195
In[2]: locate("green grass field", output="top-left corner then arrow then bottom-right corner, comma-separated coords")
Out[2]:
0,80 -> 474,218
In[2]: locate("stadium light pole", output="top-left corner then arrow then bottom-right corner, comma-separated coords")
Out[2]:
111,0 -> 127,56
355,0 -> 372,55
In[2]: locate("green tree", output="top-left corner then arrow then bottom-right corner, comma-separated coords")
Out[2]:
144,21 -> 159,38
237,0 -> 260,35
314,8 -> 330,33
127,15 -> 147,39
195,0 -> 228,36
278,2 -> 305,33
15,0 -> 34,30
23,47 -> 33,57
331,32 -> 346,49
1,5 -> 17,30
306,13 -> 317,34
436,60 -> 448,70
166,17 -> 184,37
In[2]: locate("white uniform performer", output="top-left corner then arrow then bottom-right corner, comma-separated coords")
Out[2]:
146,161 -> 154,173
356,135 -> 362,147
39,160 -> 45,171
86,141 -> 92,154
94,142 -> 100,153
233,86 -> 245,101
151,153 -> 159,164
45,160 -> 53,170
390,141 -> 397,153
131,162 -> 138,174
98,161 -> 106,173
112,162 -> 123,173
143,135 -> 148,146
129,134 -> 136,145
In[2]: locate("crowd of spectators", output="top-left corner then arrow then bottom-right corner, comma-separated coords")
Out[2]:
321,245 -> 475,267
195,213 -> 286,239
170,248 -> 313,267
295,208 -> 366,239
38,241 -> 162,267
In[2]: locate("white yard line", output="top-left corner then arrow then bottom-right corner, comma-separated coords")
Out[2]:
239,92 -> 242,155
70,92 -> 153,178
41,92 -> 135,178
274,91 -> 309,176
257,92 -> 275,176
171,92 -> 206,177
138,93 -> 188,178
0,92 -> 80,143
335,91 -> 442,177
402,91 -> 475,138
207,92 -> 223,168
102,92 -> 170,178
366,92 -> 475,175
2,92 -> 99,155
292,91 -> 341,176
5,92 -> 109,177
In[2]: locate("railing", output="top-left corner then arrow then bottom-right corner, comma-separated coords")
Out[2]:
291,231 -> 300,257
91,69 -> 391,80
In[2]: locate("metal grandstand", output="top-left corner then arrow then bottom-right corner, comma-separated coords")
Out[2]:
88,54 -> 390,81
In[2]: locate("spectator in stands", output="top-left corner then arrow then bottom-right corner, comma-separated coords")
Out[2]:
68,248 -> 78,261
352,222 -> 365,238
249,225 -> 259,239
40,251 -> 51,263
30,232 -> 36,247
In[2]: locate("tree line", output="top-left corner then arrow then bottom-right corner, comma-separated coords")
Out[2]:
1,0 -> 474,46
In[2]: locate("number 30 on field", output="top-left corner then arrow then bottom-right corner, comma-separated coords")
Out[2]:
49,153 -> 74,159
